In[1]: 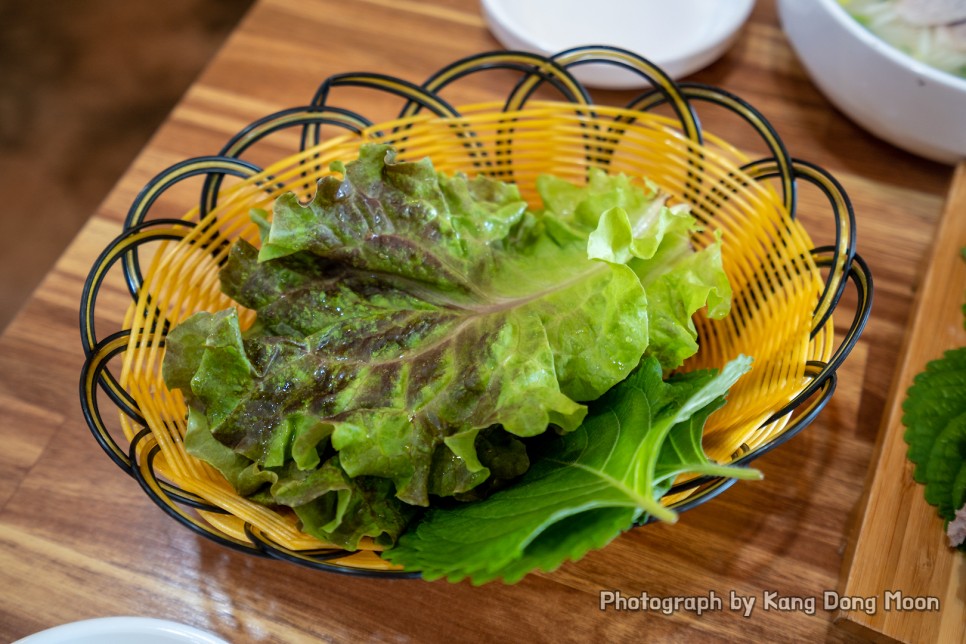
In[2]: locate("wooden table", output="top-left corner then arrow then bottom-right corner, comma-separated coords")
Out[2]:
0,1 -> 960,641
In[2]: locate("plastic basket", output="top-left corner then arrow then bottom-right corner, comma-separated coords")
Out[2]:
79,47 -> 872,577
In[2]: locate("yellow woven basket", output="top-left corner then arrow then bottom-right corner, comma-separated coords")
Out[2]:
80,49 -> 871,577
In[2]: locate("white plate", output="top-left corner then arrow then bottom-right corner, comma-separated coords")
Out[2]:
480,0 -> 755,89
14,617 -> 229,644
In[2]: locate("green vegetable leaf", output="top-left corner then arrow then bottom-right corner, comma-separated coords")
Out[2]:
382,355 -> 758,584
283,456 -> 417,549
538,167 -> 732,371
164,146 -> 732,512
903,346 -> 966,525
163,146 -> 735,554
903,348 -> 966,480
925,413 -> 966,520
901,250 -> 966,550
952,462 -> 966,519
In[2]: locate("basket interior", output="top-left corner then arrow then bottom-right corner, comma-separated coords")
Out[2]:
114,101 -> 833,565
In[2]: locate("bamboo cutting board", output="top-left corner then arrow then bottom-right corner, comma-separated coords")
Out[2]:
838,162 -> 966,643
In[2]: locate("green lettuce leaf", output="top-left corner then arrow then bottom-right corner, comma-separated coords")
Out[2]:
165,310 -> 414,549
382,355 -> 759,584
162,144 -> 734,548
537,168 -> 732,371
280,456 -> 416,550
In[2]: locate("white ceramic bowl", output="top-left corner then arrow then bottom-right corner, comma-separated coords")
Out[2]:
778,0 -> 966,164
13,617 -> 228,644
481,0 -> 754,89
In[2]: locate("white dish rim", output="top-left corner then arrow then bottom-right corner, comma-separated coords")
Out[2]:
480,0 -> 755,87
13,617 -> 229,644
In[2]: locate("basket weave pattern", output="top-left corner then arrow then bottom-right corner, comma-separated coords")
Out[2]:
80,48 -> 871,576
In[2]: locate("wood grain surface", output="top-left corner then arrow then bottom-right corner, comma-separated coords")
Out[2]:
0,1 -> 959,642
